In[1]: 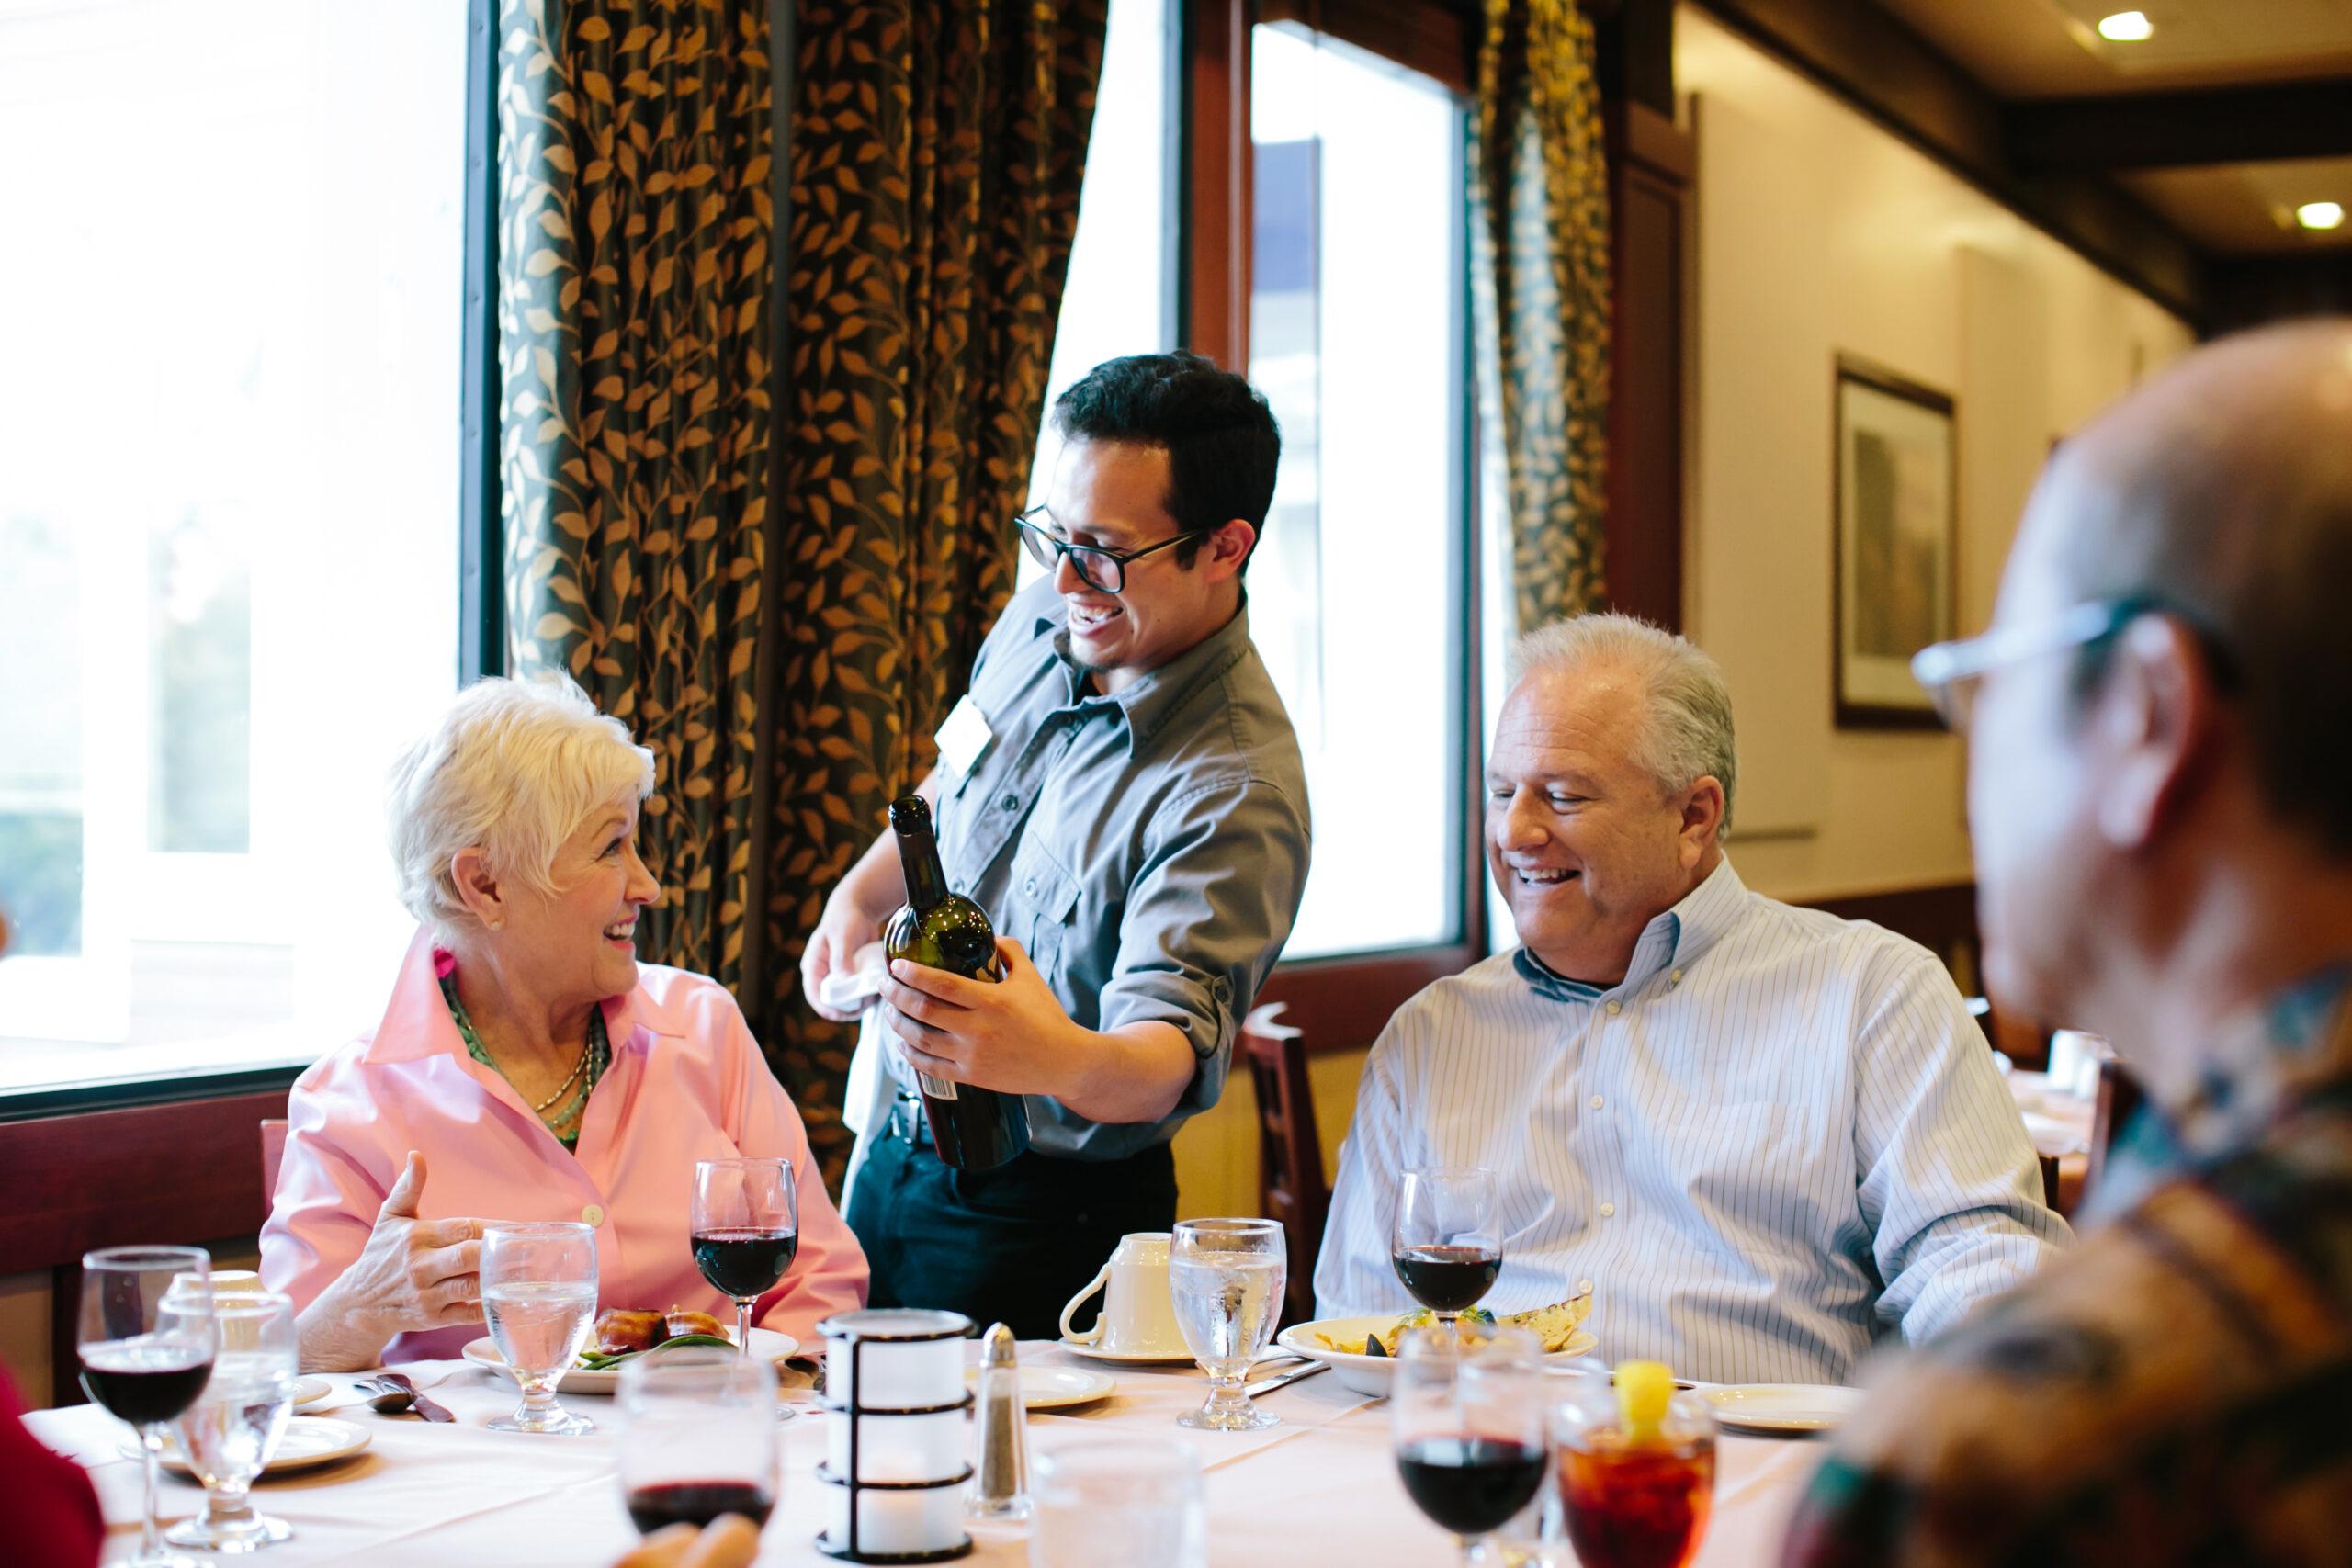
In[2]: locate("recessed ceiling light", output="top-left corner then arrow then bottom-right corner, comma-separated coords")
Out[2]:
2296,201 -> 2346,231
2097,10 -> 2155,41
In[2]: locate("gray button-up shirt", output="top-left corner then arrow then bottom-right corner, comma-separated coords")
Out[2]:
928,578 -> 1311,1159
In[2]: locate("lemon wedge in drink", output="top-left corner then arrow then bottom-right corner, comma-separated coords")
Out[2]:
1615,1359 -> 1675,1444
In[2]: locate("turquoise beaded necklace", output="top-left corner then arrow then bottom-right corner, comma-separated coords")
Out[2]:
438,969 -> 609,1149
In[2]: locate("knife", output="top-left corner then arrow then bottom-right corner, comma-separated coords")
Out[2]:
1243,1359 -> 1330,1398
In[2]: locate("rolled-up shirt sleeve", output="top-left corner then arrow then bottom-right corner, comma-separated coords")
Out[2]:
1095,775 -> 1310,1118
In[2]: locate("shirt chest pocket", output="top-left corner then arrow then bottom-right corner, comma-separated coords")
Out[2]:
1007,847 -> 1080,982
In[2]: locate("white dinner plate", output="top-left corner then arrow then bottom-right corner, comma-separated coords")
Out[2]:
967,1364 -> 1115,1411
1699,1383 -> 1864,1435
288,1376 -> 334,1409
1275,1315 -> 1599,1399
1055,1337 -> 1196,1367
129,1417 -> 371,1476
461,1326 -> 798,1394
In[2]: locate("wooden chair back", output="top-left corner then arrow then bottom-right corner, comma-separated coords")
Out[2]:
259,1118 -> 288,1227
2086,1056 -> 2145,1201
1239,1002 -> 1328,1325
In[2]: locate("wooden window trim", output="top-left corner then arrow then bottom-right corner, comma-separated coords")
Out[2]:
1189,0 -> 1490,1053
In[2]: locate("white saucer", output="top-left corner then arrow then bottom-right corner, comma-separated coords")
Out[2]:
130,1417 -> 372,1475
967,1364 -> 1116,1410
1056,1337 -> 1194,1366
289,1376 -> 333,1409
1700,1382 -> 1864,1434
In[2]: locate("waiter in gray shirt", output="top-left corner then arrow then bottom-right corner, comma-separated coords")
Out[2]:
799,353 -> 1312,1337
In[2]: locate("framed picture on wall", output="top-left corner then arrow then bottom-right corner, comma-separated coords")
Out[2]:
1833,355 -> 1955,728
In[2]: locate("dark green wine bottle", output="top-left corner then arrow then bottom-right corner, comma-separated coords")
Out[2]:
884,795 -> 1032,1170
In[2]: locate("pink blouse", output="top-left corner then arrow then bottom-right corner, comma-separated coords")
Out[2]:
260,931 -> 867,1363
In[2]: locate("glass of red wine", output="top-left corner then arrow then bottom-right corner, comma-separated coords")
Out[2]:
78,1247 -> 219,1568
1392,1166 -> 1504,1329
692,1156 -> 799,1356
1391,1325 -> 1547,1565
618,1345 -> 779,1538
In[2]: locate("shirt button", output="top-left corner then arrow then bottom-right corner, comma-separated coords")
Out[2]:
1577,1279 -> 1594,1295
1604,1000 -> 1622,1017
999,792 -> 1020,812
1589,1094 -> 1604,1111
1023,876 -> 1037,896
581,1203 -> 605,1227
1669,969 -> 1683,985
1598,1202 -> 1616,1218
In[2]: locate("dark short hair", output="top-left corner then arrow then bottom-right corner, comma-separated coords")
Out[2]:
1051,352 -> 1281,570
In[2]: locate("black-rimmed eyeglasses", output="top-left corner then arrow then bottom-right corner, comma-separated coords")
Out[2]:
1015,509 -> 1207,595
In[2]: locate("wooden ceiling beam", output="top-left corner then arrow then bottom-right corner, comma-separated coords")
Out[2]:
1690,0 -> 2209,323
2007,80 -> 2352,175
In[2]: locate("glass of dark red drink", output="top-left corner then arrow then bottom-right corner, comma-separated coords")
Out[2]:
1553,1365 -> 1717,1568
78,1246 -> 218,1568
1391,1325 -> 1547,1564
1392,1166 -> 1504,1328
618,1346 -> 780,1540
692,1156 -> 799,1355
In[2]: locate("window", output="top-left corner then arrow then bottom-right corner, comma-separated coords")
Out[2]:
0,1 -> 470,1096
1038,5 -> 1476,968
1247,23 -> 1468,960
1024,0 -> 1176,519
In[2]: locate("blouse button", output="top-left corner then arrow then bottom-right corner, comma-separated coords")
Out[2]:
1604,1000 -> 1622,1017
1589,1094 -> 1604,1111
581,1203 -> 605,1227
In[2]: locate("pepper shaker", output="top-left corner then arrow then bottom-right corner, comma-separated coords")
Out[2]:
967,1321 -> 1032,1521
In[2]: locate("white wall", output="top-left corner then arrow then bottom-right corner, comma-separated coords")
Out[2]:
1675,6 -> 2195,901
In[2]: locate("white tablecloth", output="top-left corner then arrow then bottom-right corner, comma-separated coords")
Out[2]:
30,1344 -> 1825,1565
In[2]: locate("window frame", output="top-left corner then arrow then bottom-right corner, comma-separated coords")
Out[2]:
1184,0 -> 1495,1035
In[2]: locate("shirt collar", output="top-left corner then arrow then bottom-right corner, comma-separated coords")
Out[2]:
1036,593 -> 1256,751
362,927 -> 686,1065
1512,856 -> 1748,1004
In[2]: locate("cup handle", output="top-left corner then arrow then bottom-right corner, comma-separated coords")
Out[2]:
1058,1265 -> 1113,1344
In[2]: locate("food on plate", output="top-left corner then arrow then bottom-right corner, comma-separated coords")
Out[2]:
577,1307 -> 739,1370
1314,1292 -> 1592,1357
594,1309 -> 672,1356
662,1309 -> 729,1341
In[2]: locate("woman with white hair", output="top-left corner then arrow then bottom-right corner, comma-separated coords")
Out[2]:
261,676 -> 866,1371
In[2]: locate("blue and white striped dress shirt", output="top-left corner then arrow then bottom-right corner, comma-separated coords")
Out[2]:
1314,858 -> 2070,1385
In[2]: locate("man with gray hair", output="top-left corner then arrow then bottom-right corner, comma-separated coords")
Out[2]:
1315,614 -> 2066,1384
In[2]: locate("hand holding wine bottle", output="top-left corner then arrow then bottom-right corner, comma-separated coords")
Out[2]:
879,795 -> 1032,1170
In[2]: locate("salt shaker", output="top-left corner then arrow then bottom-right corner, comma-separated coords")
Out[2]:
967,1321 -> 1032,1521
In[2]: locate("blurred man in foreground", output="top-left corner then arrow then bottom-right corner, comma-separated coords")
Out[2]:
1785,321 -> 2352,1565
1316,615 -> 2065,1384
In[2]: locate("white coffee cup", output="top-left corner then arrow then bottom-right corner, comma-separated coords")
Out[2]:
1058,1232 -> 1185,1357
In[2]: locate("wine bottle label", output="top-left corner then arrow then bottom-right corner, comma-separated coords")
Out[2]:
918,1069 -> 958,1101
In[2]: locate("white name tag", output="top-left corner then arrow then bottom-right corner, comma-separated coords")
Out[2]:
935,695 -> 993,777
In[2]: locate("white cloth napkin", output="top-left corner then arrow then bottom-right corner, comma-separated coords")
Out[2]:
826,942 -> 896,1210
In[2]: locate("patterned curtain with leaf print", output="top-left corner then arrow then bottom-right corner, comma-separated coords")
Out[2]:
498,0 -> 777,991
763,0 -> 1110,1175
1471,0 -> 1612,633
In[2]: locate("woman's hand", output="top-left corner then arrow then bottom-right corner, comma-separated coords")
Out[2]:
296,1152 -> 485,1371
